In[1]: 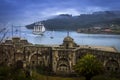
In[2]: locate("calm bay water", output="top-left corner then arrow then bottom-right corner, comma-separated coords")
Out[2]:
2,27 -> 120,52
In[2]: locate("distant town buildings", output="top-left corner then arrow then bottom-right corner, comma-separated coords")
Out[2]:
77,24 -> 120,34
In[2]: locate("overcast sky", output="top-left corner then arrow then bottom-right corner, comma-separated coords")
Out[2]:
0,0 -> 120,26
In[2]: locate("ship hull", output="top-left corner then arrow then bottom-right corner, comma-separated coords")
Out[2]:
32,31 -> 45,35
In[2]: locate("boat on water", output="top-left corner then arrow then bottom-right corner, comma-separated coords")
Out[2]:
33,22 -> 45,35
50,30 -> 54,39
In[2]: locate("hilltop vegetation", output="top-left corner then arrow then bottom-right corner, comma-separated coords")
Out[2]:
26,11 -> 120,31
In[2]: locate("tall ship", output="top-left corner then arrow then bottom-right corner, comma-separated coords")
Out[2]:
33,22 -> 45,35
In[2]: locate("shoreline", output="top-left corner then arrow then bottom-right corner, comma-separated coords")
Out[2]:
27,28 -> 120,35
76,32 -> 120,35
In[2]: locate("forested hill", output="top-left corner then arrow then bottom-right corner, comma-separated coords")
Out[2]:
26,11 -> 120,31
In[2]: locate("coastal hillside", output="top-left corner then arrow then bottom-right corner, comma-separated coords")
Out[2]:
26,11 -> 120,31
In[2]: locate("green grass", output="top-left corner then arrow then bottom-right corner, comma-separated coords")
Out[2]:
31,71 -> 120,80
32,71 -> 85,80
92,75 -> 119,80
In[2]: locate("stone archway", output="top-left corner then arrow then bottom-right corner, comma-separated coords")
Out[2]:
57,58 -> 70,73
0,50 -> 10,64
29,52 -> 44,66
16,60 -> 23,69
15,52 -> 24,61
105,59 -> 119,72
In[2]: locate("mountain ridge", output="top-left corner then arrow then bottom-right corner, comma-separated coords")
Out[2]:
26,11 -> 120,31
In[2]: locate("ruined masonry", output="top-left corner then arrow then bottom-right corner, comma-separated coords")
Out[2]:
0,36 -> 120,74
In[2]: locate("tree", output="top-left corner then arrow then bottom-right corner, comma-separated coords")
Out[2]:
74,54 -> 104,80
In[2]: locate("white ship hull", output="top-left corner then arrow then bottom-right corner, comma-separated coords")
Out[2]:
32,31 -> 45,35
32,22 -> 46,35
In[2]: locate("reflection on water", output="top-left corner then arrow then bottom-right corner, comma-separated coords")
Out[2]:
2,28 -> 120,51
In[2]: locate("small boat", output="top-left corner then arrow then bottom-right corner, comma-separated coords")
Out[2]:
33,22 -> 45,35
50,30 -> 54,39
50,36 -> 53,39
